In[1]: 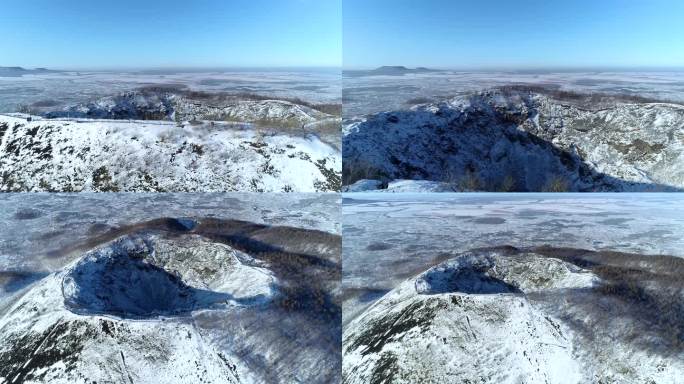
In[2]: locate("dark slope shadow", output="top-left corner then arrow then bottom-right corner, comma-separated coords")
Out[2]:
416,266 -> 521,295
531,245 -> 684,356
0,271 -> 51,293
342,92 -> 684,192
62,252 -> 258,319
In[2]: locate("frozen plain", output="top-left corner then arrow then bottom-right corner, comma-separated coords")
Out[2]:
0,68 -> 340,113
343,70 -> 684,118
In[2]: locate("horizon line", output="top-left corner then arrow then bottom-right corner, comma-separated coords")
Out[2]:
2,65 -> 342,72
342,65 -> 684,72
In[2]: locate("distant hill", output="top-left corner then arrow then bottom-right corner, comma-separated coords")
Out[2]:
0,66 -> 57,77
343,66 -> 439,77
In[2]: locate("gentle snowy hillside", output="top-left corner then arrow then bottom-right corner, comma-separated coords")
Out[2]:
0,115 -> 340,192
343,89 -> 684,191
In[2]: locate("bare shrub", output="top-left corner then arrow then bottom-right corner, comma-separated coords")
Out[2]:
458,170 -> 482,191
16,104 -> 32,114
541,175 -> 570,192
498,174 -> 517,192
342,159 -> 387,185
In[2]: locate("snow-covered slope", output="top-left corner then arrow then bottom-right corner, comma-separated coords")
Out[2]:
343,247 -> 684,384
343,89 -> 684,191
174,97 -> 330,124
342,179 -> 454,192
0,234 -> 254,384
0,218 -> 342,384
0,115 -> 341,192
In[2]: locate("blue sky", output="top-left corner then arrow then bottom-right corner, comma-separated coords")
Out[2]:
344,0 -> 684,69
0,0 -> 341,69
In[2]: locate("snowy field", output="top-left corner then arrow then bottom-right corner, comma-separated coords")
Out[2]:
0,68 -> 341,113
0,193 -> 339,275
343,70 -> 684,118
343,193 -> 684,321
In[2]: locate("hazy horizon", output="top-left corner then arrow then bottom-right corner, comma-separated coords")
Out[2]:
1,65 -> 342,72
342,65 -> 684,72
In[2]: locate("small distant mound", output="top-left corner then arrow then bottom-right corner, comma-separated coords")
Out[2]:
13,207 -> 44,220
344,66 -> 438,77
0,66 -> 56,77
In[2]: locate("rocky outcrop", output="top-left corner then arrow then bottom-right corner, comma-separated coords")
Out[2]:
343,246 -> 684,384
343,89 -> 684,191
44,90 -> 332,126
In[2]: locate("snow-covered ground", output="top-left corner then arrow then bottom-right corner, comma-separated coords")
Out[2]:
343,193 -> 684,321
343,193 -> 684,383
0,193 -> 339,275
0,115 -> 341,192
344,247 -> 684,384
0,194 -> 341,384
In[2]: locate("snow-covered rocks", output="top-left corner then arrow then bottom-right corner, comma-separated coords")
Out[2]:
342,179 -> 385,192
343,179 -> 455,192
174,97 -> 330,125
45,91 -> 176,120
44,90 -> 332,126
343,246 -> 684,384
343,89 -> 684,191
0,115 -> 341,192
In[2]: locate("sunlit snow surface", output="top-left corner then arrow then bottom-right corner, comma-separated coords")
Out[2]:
0,68 -> 341,112
343,70 -> 684,117
342,193 -> 684,322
